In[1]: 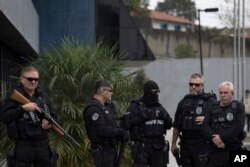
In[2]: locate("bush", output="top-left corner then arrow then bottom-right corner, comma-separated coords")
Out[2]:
175,43 -> 194,58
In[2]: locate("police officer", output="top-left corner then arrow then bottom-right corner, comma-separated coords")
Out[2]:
202,81 -> 246,167
83,80 -> 128,167
171,73 -> 217,167
0,66 -> 57,167
124,80 -> 172,167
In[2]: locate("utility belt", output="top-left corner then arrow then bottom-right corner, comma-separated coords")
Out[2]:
131,140 -> 165,148
15,139 -> 48,147
132,142 -> 153,148
180,138 -> 209,146
91,141 -> 115,150
139,137 -> 165,143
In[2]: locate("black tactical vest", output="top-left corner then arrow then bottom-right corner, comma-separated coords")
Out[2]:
181,97 -> 205,132
130,100 -> 166,142
83,100 -> 117,143
211,101 -> 238,134
8,89 -> 50,140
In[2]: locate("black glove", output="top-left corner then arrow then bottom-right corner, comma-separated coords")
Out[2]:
157,109 -> 166,119
118,129 -> 129,142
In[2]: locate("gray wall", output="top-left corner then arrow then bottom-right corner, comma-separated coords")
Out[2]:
0,0 -> 39,53
139,28 -> 250,58
141,57 -> 250,119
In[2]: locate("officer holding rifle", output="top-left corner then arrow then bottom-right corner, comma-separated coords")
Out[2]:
0,66 -> 57,167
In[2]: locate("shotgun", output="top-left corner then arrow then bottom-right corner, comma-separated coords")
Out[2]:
9,89 -> 81,148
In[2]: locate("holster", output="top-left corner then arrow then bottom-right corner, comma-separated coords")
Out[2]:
163,141 -> 169,164
198,153 -> 209,167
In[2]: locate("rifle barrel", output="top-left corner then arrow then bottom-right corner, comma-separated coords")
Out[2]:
38,107 -> 81,148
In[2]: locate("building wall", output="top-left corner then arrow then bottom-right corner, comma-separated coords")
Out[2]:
152,20 -> 188,32
0,0 -> 39,98
0,0 -> 39,53
32,0 -> 95,52
140,28 -> 250,58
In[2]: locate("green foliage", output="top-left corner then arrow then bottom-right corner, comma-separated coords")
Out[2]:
175,43 -> 194,58
0,37 -> 140,166
31,37 -> 139,166
156,0 -> 197,21
133,69 -> 148,92
123,0 -> 150,17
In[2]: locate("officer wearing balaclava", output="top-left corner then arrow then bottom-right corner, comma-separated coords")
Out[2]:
142,80 -> 160,107
124,80 -> 172,167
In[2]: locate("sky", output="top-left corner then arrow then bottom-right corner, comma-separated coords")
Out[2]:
148,0 -> 250,28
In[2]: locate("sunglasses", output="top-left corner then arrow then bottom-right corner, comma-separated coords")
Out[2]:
189,83 -> 202,87
23,76 -> 39,82
145,89 -> 160,94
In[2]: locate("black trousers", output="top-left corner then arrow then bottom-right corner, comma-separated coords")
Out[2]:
208,151 -> 229,167
180,141 -> 210,167
15,141 -> 52,167
131,144 -> 167,167
91,145 -> 116,167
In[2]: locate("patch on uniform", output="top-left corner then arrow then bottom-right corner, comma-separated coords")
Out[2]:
23,113 -> 29,119
92,113 -> 99,121
196,107 -> 202,115
105,110 -> 109,114
156,109 -> 160,117
226,113 -> 234,121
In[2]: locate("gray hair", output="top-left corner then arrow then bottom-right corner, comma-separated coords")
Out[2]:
94,80 -> 112,94
190,73 -> 204,83
219,81 -> 234,92
20,66 -> 38,76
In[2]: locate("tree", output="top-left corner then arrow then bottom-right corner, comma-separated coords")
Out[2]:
156,0 -> 197,21
0,38 -> 139,167
123,0 -> 150,17
218,0 -> 250,28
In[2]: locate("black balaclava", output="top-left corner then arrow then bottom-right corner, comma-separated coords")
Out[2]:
142,80 -> 159,106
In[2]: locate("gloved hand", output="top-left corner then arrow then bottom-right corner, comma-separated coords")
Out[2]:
118,129 -> 129,142
157,109 -> 166,119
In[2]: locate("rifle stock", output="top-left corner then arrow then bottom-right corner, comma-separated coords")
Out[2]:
9,90 -> 64,136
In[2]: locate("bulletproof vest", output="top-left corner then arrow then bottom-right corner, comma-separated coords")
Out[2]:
211,101 -> 238,134
130,100 -> 166,142
84,100 -> 117,143
8,89 -> 49,140
181,97 -> 205,132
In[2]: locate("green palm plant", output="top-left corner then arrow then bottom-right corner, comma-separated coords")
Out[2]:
30,37 -> 139,167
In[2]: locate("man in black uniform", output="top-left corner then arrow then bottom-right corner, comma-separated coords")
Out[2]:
202,81 -> 246,167
0,66 -> 57,167
171,73 -> 217,167
123,80 -> 172,167
83,80 -> 128,167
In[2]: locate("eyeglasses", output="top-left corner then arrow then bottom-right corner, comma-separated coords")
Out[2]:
103,88 -> 113,93
189,83 -> 202,87
145,89 -> 160,94
23,76 -> 39,82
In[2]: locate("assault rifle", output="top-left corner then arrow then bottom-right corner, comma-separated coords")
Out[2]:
9,89 -> 81,148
